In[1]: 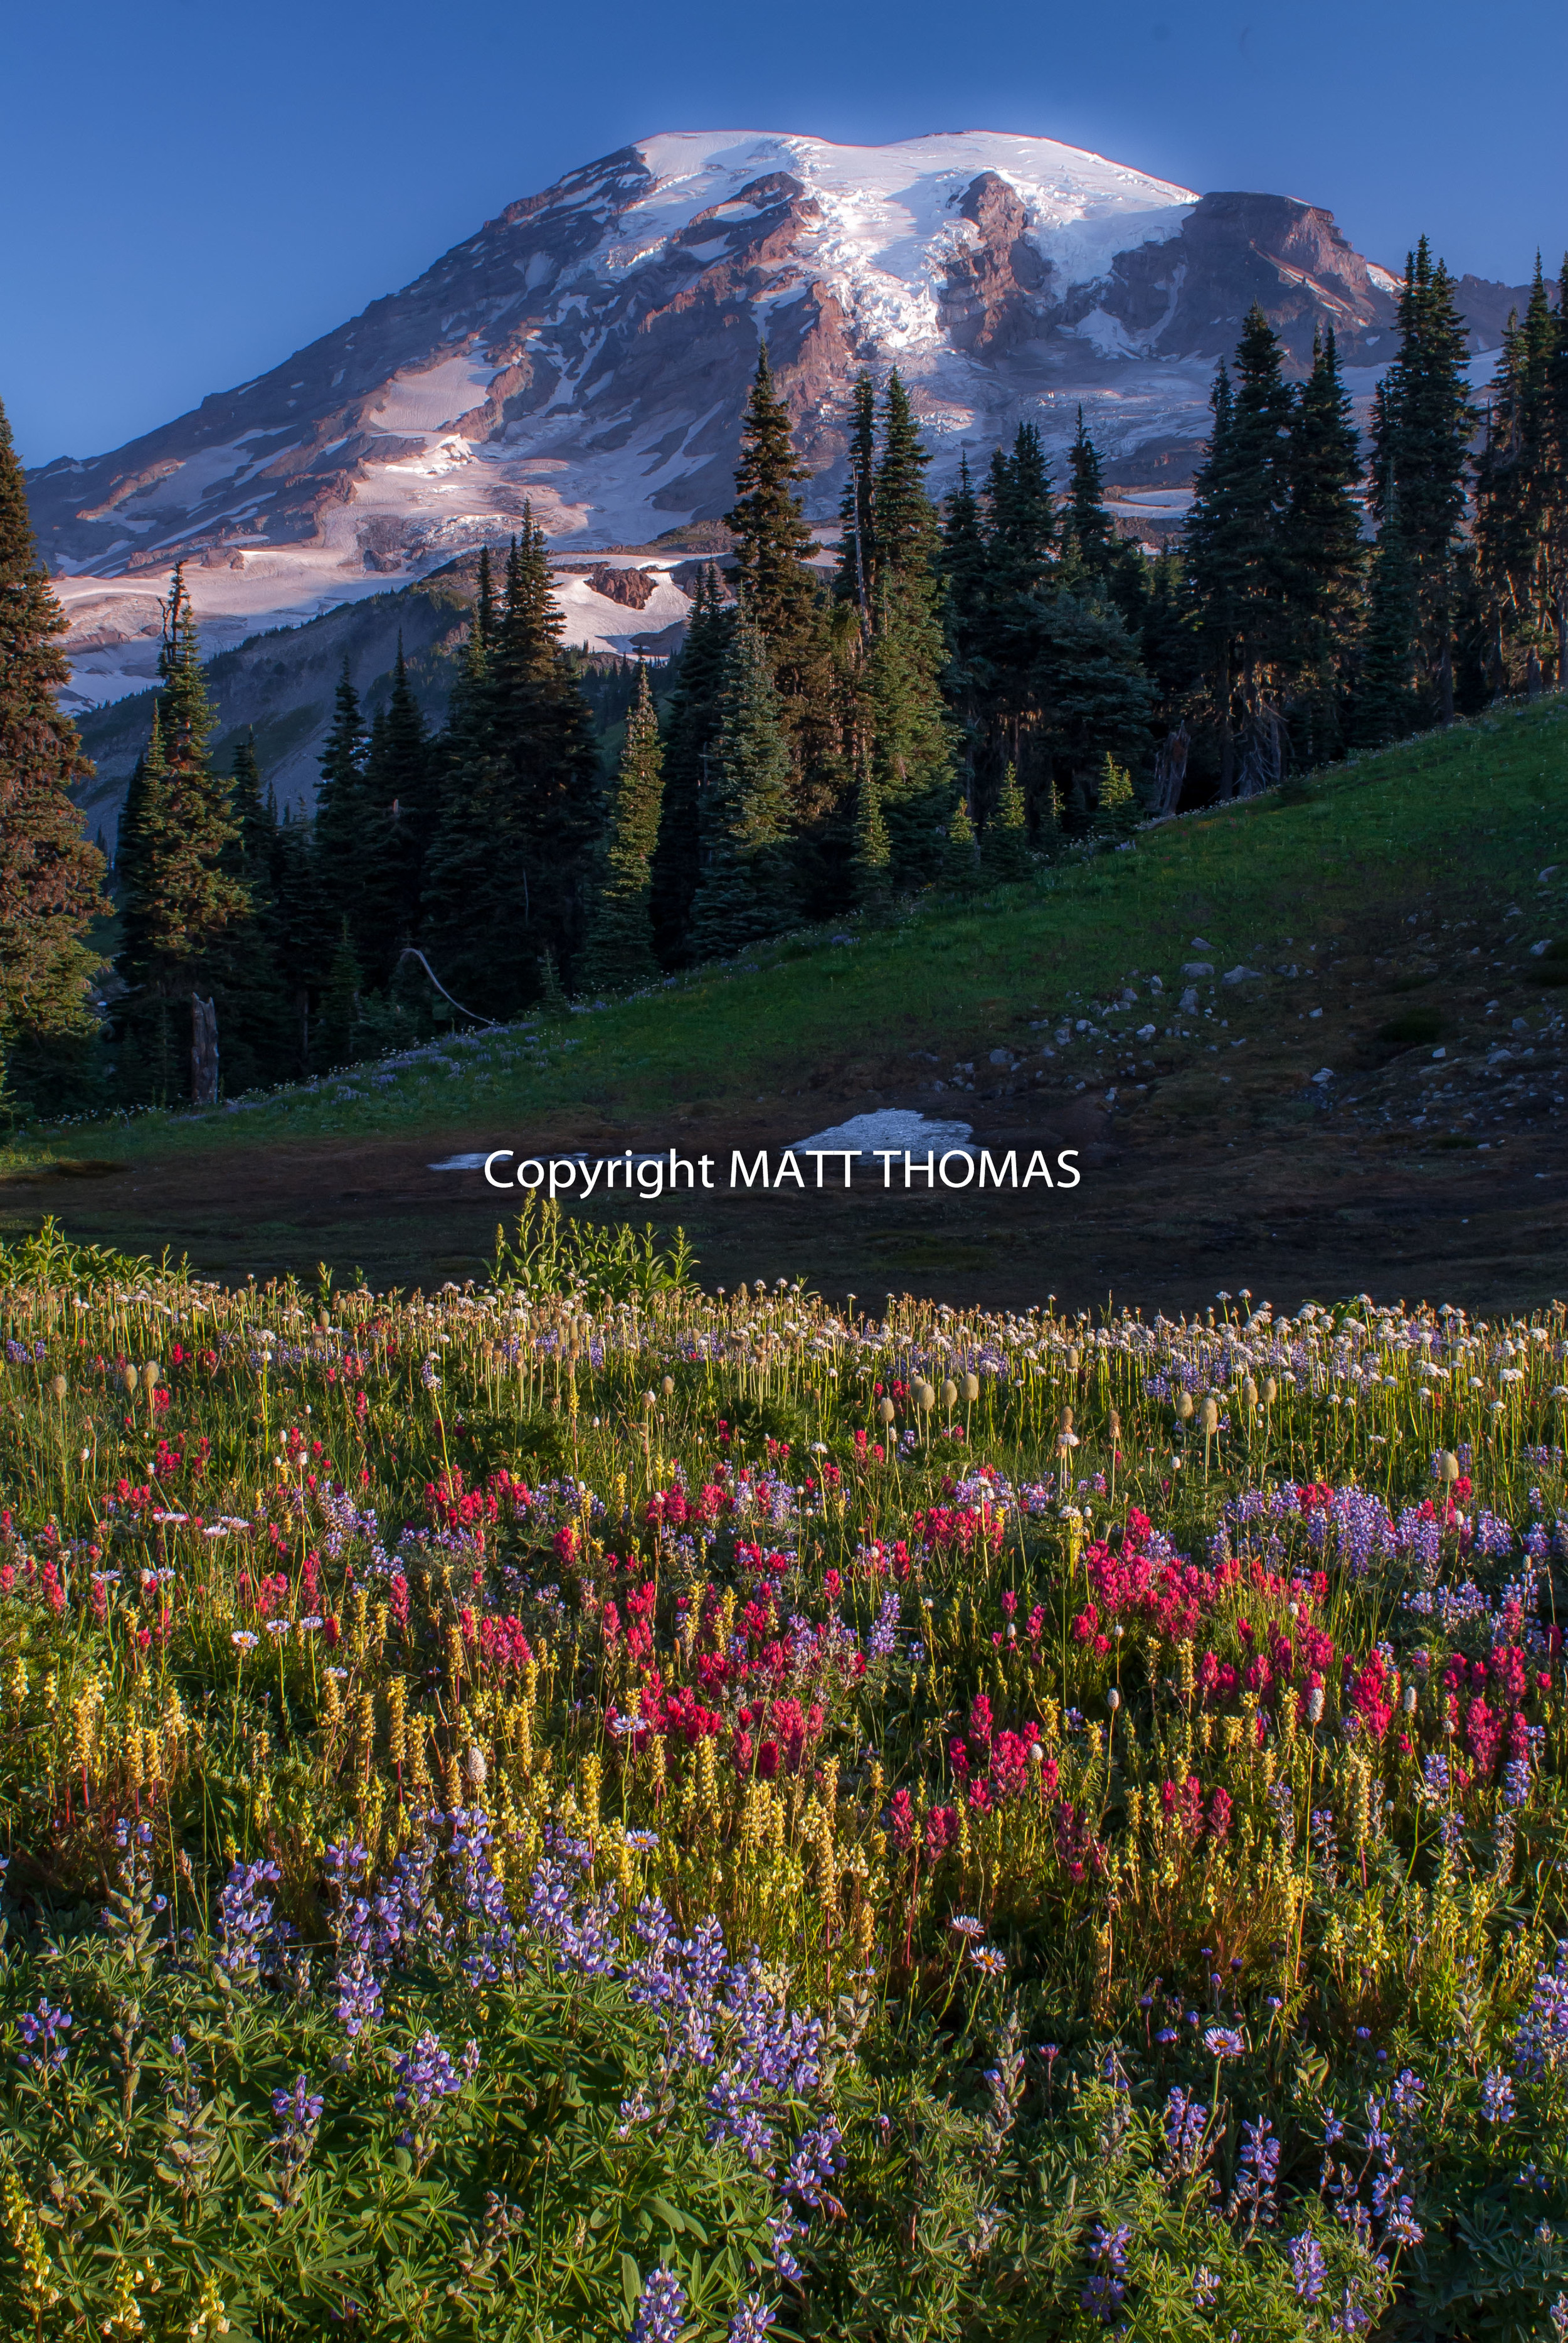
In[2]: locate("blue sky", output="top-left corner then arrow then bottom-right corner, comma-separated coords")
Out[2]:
4,0 -> 1564,467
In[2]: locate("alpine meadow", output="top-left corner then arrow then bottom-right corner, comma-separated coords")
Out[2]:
3,107 -> 1568,2343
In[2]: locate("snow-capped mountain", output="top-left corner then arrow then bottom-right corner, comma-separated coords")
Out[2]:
26,129 -> 1529,706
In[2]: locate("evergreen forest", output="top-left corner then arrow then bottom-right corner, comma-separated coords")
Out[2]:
3,241 -> 1568,1113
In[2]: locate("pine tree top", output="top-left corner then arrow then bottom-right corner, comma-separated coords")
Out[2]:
725,346 -> 817,640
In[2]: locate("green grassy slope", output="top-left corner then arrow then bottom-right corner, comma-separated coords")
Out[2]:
17,694 -> 1567,1171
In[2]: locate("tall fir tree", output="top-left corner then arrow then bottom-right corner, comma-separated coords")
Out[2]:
850,752 -> 892,910
207,733 -> 292,1090
1283,329 -> 1365,759
726,345 -> 818,640
834,374 -> 877,615
356,637 -> 433,984
689,612 -> 795,960
1062,408 -> 1116,585
0,391 -> 107,1114
114,569 -> 250,1103
1355,506 -> 1420,746
578,666 -> 664,994
862,376 -> 953,883
315,658 -> 368,870
1184,308 -> 1296,793
724,344 -> 847,895
1369,238 -> 1474,720
482,514 -> 602,996
938,454 -> 992,794
1474,260 -> 1560,689
650,567 -> 734,964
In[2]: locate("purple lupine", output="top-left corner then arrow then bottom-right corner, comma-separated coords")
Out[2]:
393,2030 -> 465,2112
270,2073 -> 326,2145
16,1995 -> 72,2072
268,2072 -> 326,2195
868,1591 -> 901,1660
1390,2068 -> 1425,2120
1079,2221 -> 1132,2324
781,2120 -> 844,2216
1232,2114 -> 1279,2223
1162,2086 -> 1209,2176
1480,2067 -> 1516,2123
628,2266 -> 686,2343
1288,2233 -> 1327,2303
215,1857 -> 284,1986
1515,1943 -> 1568,2076
726,2297 -> 775,2343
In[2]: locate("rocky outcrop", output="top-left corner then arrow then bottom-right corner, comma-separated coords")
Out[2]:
1084,191 -> 1398,363
940,173 -> 1054,356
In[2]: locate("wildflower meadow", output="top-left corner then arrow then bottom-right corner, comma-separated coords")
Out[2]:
2,1205 -> 1568,2339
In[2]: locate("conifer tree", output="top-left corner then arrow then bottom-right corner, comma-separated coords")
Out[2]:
939,794 -> 980,891
425,519 -> 600,1017
0,391 -> 107,1113
1369,239 -> 1474,720
1184,308 -> 1297,792
578,666 -> 664,994
114,570 -> 249,1103
268,793 -> 330,1075
1548,255 -> 1568,684
938,454 -> 992,790
867,576 -> 953,886
357,637 -> 432,984
724,343 -> 846,901
208,733 -> 291,1090
726,346 -> 818,640
872,373 -> 936,580
485,515 -> 601,992
1283,329 -> 1365,757
315,920 -> 365,1069
983,762 -> 1031,878
1063,409 -> 1116,584
857,379 -> 955,885
689,612 -> 795,959
1355,513 -> 1420,747
834,375 -> 877,614
1475,261 -> 1560,688
1095,751 -> 1138,840
315,657 -> 367,876
850,753 -> 891,910
650,567 -> 733,964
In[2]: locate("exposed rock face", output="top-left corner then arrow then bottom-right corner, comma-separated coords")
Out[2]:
1086,191 -> 1399,364
26,129 -> 1529,694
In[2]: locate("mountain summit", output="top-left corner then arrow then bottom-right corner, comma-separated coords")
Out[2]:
28,129 -> 1528,696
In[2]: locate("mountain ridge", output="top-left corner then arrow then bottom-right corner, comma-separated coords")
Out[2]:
24,127 -> 1532,706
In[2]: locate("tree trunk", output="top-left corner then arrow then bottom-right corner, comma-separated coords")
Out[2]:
1439,635 -> 1454,726
190,993 -> 220,1107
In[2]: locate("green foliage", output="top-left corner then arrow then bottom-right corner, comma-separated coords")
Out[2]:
0,1829 -> 781,2340
490,1191 -> 697,1302
0,394 -> 107,1120
982,762 -> 1032,879
689,612 -> 796,958
578,666 -> 664,996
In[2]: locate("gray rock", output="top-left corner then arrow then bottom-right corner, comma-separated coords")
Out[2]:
1222,965 -> 1263,984
1179,987 -> 1199,1013
1182,962 -> 1213,978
